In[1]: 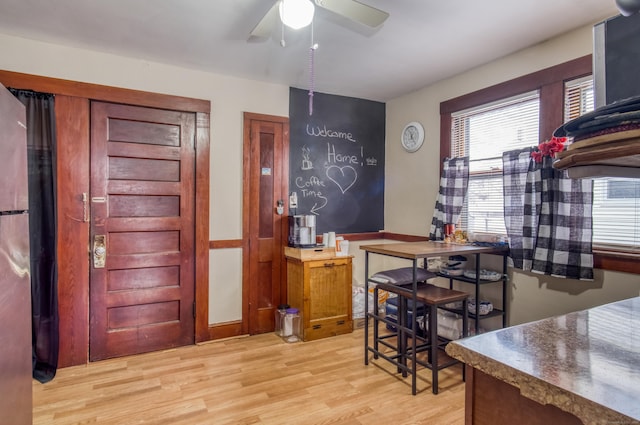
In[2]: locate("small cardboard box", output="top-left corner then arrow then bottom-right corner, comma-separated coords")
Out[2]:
284,246 -> 336,261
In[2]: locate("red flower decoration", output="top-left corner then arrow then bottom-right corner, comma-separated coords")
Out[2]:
531,150 -> 544,163
531,136 -> 567,163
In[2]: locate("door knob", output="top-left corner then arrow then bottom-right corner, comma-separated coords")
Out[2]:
93,235 -> 106,268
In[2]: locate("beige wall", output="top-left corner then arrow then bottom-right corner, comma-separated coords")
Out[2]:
384,23 -> 640,325
0,32 -> 289,324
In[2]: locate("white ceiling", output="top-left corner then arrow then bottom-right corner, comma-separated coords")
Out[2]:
0,0 -> 620,102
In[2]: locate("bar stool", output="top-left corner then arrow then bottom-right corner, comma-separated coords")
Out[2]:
367,267 -> 469,395
367,267 -> 434,359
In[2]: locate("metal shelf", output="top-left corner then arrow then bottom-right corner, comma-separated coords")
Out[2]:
438,254 -> 508,331
439,306 -> 505,321
435,272 -> 503,285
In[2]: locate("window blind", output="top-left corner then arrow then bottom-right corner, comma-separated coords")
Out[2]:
564,76 -> 594,121
451,91 -> 540,234
564,76 -> 640,251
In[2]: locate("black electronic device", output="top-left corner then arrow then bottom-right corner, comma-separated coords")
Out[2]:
594,12 -> 640,107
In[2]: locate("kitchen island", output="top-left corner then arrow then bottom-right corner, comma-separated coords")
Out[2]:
446,297 -> 640,425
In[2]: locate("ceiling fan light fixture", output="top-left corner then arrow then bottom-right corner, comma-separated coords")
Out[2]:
279,0 -> 315,30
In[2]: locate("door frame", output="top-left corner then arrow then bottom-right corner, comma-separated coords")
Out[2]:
0,70 -> 210,367
242,112 -> 290,335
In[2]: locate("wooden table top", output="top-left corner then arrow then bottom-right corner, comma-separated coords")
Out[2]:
360,240 -> 507,259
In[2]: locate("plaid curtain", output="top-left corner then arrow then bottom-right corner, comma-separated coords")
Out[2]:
502,148 -> 536,269
429,157 -> 469,240
503,149 -> 594,280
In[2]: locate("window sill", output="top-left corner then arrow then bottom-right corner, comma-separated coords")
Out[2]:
593,247 -> 640,274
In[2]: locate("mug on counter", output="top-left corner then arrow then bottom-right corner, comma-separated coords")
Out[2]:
327,232 -> 336,247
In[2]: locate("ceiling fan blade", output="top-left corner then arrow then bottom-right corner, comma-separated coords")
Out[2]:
315,0 -> 389,28
249,1 -> 280,39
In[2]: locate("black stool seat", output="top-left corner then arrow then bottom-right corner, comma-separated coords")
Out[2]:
388,283 -> 469,306
370,267 -> 436,285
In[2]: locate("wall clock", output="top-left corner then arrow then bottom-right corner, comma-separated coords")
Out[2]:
401,121 -> 424,152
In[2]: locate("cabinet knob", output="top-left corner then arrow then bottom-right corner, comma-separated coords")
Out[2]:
324,262 -> 335,268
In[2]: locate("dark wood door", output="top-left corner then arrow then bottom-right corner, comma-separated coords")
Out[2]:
244,113 -> 289,335
89,101 -> 196,361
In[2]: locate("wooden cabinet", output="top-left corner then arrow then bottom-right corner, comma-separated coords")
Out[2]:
464,368 -> 582,425
285,248 -> 353,341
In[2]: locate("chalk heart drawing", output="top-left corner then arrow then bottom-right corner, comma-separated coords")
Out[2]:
326,165 -> 357,194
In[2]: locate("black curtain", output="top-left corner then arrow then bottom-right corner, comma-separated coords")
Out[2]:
9,88 -> 59,383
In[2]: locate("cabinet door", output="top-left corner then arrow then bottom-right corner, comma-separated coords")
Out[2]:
305,258 -> 352,339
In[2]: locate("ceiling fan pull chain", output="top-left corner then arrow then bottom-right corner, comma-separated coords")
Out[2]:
280,19 -> 286,47
309,20 -> 317,115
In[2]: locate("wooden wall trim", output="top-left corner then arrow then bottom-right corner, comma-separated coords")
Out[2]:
207,232 -> 429,251
338,232 -> 384,241
0,70 -> 209,113
241,114 -> 252,336
440,55 -> 592,114
56,95 -> 90,367
210,239 -> 243,249
439,55 -> 592,164
207,321 -> 245,341
593,248 -> 640,274
377,232 -> 430,242
194,112 -> 211,344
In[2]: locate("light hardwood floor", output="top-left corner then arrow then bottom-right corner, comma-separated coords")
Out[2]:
33,326 -> 465,425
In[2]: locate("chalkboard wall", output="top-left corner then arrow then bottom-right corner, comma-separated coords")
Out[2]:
289,87 -> 385,234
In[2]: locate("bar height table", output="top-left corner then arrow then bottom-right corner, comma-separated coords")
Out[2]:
361,241 -> 508,394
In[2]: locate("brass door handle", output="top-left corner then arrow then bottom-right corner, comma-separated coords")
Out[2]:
93,235 -> 106,268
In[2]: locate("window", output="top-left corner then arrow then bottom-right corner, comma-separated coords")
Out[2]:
564,75 -> 593,121
593,179 -> 640,249
440,56 -> 640,273
565,76 -> 640,251
451,92 -> 539,234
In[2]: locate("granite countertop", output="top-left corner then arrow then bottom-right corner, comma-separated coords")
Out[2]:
446,297 -> 640,425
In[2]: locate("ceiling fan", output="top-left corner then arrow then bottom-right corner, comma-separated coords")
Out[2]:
249,0 -> 389,40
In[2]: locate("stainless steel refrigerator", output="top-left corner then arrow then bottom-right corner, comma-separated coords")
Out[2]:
0,83 -> 32,425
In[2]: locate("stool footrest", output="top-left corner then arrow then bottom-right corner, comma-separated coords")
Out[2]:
366,281 -> 469,395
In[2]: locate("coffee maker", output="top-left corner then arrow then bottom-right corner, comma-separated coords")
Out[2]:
288,215 -> 317,247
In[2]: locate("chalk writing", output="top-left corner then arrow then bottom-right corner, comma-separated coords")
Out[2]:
310,194 -> 328,215
295,175 -> 326,189
306,124 -> 356,143
301,146 -> 312,170
295,175 -> 328,214
326,165 -> 357,194
327,143 -> 360,165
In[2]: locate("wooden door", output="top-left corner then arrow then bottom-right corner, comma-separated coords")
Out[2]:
89,102 -> 196,361
243,113 -> 289,335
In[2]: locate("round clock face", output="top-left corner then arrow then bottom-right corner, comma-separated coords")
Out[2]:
401,122 -> 424,152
